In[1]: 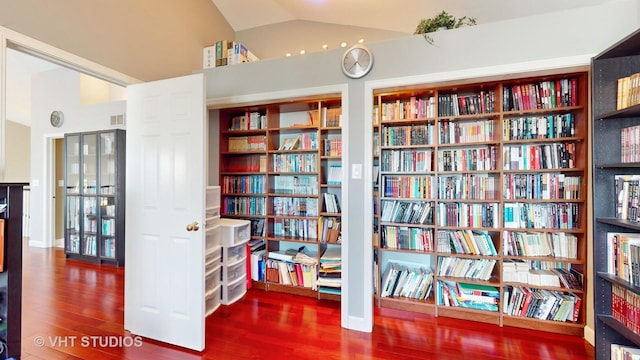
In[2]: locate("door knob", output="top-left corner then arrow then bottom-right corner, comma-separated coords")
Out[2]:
186,221 -> 200,231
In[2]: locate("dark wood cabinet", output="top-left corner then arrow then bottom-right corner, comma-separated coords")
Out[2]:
64,130 -> 125,266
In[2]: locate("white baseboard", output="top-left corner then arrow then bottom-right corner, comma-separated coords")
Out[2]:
55,238 -> 64,248
584,325 -> 594,346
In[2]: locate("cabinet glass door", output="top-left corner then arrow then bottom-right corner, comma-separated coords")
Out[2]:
65,195 -> 81,254
82,133 -> 98,195
82,196 -> 98,256
65,134 -> 81,195
99,196 -> 116,259
100,132 -> 116,196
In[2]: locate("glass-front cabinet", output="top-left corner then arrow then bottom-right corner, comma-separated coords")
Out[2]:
64,130 -> 125,266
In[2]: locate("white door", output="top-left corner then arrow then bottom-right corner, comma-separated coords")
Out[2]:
124,73 -> 206,351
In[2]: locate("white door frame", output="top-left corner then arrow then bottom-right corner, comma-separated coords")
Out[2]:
0,26 -> 140,249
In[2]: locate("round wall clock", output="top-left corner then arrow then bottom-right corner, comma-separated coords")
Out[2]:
50,110 -> 64,128
341,45 -> 373,79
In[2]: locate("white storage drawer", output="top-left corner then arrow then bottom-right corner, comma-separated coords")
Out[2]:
206,215 -> 221,229
205,245 -> 221,267
205,284 -> 221,316
219,218 -> 251,246
221,276 -> 247,305
206,224 -> 221,250
206,206 -> 221,219
205,263 -> 221,293
222,257 -> 247,284
222,239 -> 248,264
206,186 -> 221,209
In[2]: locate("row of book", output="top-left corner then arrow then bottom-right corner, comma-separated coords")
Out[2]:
319,217 -> 341,244
607,232 -> 640,285
380,225 -> 433,252
439,119 -> 495,144
101,219 -> 116,237
203,40 -> 259,69
271,175 -> 318,195
437,229 -> 497,256
103,238 -> 117,259
323,138 -> 342,157
272,218 -> 318,240
612,283 -> 640,335
503,202 -> 579,230
502,114 -> 575,141
616,175 -> 640,222
272,197 -> 318,217
264,257 -> 318,289
380,200 -> 434,225
277,133 -> 317,151
376,96 -> 437,122
502,260 -> 583,290
381,124 -> 435,146
502,230 -> 578,259
503,173 -> 581,201
438,91 -> 496,117
225,154 -> 266,172
381,149 -> 433,172
381,175 -> 435,199
616,72 -> 640,110
271,153 -> 318,172
436,257 -> 496,280
437,281 -> 499,312
322,193 -> 341,214
621,125 -> 640,163
503,286 -> 581,322
326,165 -> 342,185
437,173 -> 499,200
502,78 -> 578,111
437,146 -> 498,172
380,262 -> 434,299
436,202 -> 499,228
502,142 -> 576,170
222,196 -> 266,216
228,111 -> 266,131
221,175 -> 266,195
611,344 -> 640,359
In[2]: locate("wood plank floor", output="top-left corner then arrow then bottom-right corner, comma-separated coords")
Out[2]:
20,246 -> 595,360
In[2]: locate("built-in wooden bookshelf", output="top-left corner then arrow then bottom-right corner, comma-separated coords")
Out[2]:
372,72 -> 588,335
592,28 -> 640,359
219,96 -> 343,300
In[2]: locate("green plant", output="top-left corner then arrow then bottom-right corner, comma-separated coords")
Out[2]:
414,10 -> 477,45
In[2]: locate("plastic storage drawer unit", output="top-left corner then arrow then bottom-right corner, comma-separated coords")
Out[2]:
222,239 -> 249,264
221,276 -> 247,305
219,218 -> 251,246
205,283 -> 221,316
222,258 -> 247,284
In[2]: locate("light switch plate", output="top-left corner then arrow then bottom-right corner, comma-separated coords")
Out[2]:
352,164 -> 362,179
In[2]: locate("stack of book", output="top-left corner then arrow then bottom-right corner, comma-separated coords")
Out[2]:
317,246 -> 341,295
203,40 -> 259,68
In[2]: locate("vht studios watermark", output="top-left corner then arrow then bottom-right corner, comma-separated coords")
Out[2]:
33,335 -> 143,348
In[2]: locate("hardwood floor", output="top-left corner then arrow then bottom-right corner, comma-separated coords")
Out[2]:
20,246 -> 595,359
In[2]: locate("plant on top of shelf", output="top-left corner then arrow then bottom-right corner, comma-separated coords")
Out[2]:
414,10 -> 477,45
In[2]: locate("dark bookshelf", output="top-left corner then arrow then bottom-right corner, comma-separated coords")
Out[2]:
592,27 -> 640,359
0,183 -> 26,360
64,130 -> 126,266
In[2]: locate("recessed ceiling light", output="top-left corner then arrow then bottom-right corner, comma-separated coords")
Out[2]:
300,50 -> 306,55
286,53 -> 291,57
322,44 -> 328,50
340,42 -> 347,48
358,39 -> 365,44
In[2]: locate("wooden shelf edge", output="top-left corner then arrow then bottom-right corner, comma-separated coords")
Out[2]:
502,315 -> 584,336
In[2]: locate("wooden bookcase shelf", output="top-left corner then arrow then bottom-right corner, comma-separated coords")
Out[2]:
373,71 -> 589,335
219,96 -> 343,299
592,28 -> 640,359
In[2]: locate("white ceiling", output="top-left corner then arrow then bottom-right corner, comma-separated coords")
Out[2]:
211,0 -> 616,34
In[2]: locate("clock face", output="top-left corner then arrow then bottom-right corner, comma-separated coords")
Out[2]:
50,110 -> 64,127
342,45 -> 373,79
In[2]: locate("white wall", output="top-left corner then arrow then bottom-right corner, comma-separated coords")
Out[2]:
202,0 -> 640,336
4,120 -> 30,182
29,67 -> 126,248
